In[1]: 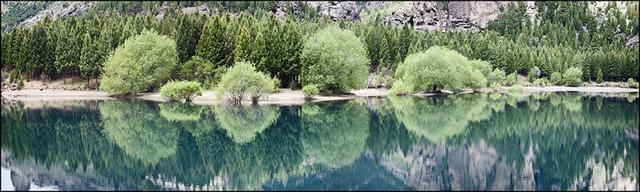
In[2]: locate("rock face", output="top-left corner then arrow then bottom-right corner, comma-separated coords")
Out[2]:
626,35 -> 639,48
306,1 -> 360,21
18,2 -> 93,29
383,1 -> 511,32
180,4 -> 212,16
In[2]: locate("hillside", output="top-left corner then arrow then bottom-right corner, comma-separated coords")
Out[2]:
1,1 -> 638,92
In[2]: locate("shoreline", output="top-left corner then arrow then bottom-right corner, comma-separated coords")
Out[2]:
2,86 -> 638,105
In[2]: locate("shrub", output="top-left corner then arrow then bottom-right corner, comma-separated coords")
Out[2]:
217,61 -> 277,104
628,78 -> 639,88
507,84 -> 525,94
463,68 -> 488,91
101,29 -> 178,95
505,72 -> 518,86
468,60 -> 492,76
532,78 -> 549,87
596,68 -> 604,83
178,56 -> 225,88
393,46 -> 487,93
563,67 -> 583,87
302,84 -> 319,99
487,68 -> 506,86
160,81 -> 202,102
301,25 -> 369,94
490,82 -> 501,92
388,80 -> 413,96
373,68 -> 394,88
550,72 -> 563,85
527,66 -> 540,82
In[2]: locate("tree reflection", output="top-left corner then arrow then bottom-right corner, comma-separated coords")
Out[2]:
101,101 -> 178,166
1,93 -> 638,191
159,103 -> 203,122
301,101 -> 370,169
214,105 -> 280,144
389,95 -> 493,143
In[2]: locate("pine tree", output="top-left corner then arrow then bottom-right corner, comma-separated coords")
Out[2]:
233,21 -> 253,62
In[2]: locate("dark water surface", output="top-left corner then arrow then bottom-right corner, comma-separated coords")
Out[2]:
1,92 -> 638,191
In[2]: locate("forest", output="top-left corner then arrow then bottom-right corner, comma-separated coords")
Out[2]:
1,1 -> 638,95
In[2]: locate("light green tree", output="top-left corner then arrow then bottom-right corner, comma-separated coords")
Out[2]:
100,29 -> 178,95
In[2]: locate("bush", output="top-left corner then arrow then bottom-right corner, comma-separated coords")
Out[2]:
507,84 -> 525,94
468,60 -> 492,76
373,67 -> 394,88
596,68 -> 604,83
550,72 -> 563,85
388,80 -> 413,96
393,46 -> 487,93
563,67 -> 583,87
101,29 -> 178,95
527,66 -> 540,82
490,82 -> 501,92
217,61 -> 277,104
301,25 -> 369,94
628,78 -> 639,88
487,68 -> 506,86
178,56 -> 225,89
505,72 -> 518,86
532,78 -> 549,87
302,84 -> 319,99
160,81 -> 202,102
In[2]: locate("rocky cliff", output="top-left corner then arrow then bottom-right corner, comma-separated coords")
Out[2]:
4,1 -> 637,44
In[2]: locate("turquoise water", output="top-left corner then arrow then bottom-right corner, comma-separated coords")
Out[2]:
1,92 -> 638,190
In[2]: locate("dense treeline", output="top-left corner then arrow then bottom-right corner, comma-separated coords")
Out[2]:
1,1 -> 638,90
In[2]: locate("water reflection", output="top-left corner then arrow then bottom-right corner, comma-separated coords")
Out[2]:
1,92 -> 638,191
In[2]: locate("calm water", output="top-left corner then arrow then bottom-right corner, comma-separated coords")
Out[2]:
1,92 -> 638,191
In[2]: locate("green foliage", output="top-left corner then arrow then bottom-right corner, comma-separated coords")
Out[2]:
562,67 -> 583,87
393,46 -> 487,93
100,29 -> 177,95
596,68 -> 604,83
490,82 -> 502,91
372,67 -> 394,88
217,61 -> 276,104
301,25 -> 369,94
505,72 -> 518,86
507,84 -> 525,94
1,2 -> 48,30
178,56 -> 225,88
469,60 -> 493,77
550,72 -> 563,85
528,66 -> 540,83
628,78 -> 639,88
533,78 -> 550,87
487,68 -> 507,86
160,81 -> 203,102
388,80 -> 413,96
2,1 -> 638,88
302,84 -> 319,98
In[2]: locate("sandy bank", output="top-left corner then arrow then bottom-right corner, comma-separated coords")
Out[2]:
2,86 -> 637,105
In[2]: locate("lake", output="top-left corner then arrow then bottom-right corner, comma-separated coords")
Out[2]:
1,92 -> 638,191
